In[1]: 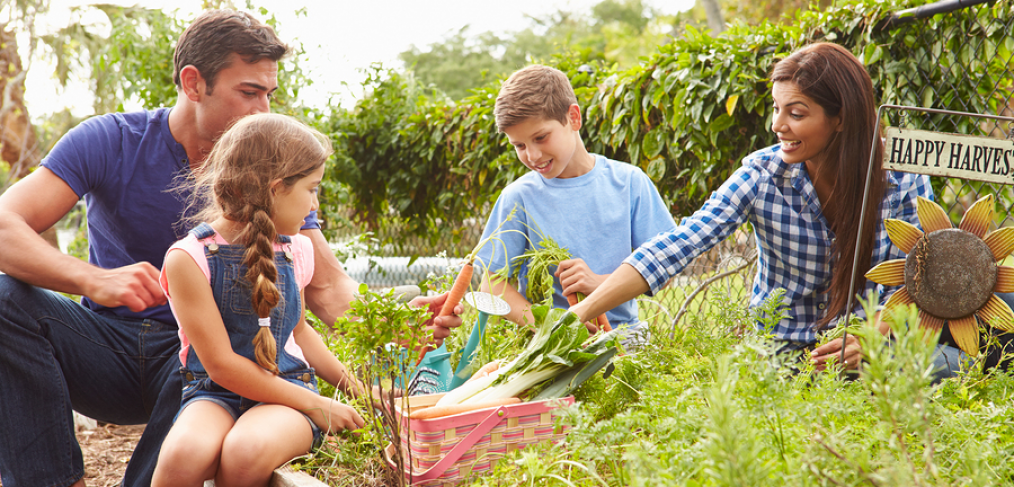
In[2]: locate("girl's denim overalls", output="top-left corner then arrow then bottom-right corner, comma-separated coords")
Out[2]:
177,223 -> 322,444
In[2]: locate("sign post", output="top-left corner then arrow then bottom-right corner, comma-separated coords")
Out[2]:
840,105 -> 1014,370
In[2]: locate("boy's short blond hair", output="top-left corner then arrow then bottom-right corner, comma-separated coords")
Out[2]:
494,65 -> 577,132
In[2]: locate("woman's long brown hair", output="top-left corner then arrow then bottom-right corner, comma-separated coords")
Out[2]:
192,113 -> 332,373
771,43 -> 887,328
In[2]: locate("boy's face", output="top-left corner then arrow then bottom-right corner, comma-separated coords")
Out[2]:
503,104 -> 587,179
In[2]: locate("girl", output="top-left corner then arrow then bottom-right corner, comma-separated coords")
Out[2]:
153,113 -> 366,486
569,43 -> 960,374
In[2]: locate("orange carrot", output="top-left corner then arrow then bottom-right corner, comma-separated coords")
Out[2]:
566,293 -> 579,307
568,292 -> 611,332
596,313 -> 612,332
417,258 -> 475,365
439,259 -> 474,317
467,360 -> 501,382
409,397 -> 521,420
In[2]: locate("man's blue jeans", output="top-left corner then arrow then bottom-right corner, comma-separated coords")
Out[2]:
0,275 -> 181,487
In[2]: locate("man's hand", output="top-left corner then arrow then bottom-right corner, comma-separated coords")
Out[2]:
811,334 -> 862,371
409,292 -> 464,346
84,262 -> 166,312
555,258 -> 605,297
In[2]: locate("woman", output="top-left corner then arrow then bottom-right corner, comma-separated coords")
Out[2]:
571,43 -> 941,373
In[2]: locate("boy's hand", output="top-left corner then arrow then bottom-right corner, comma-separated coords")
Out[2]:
409,293 -> 464,346
555,259 -> 605,297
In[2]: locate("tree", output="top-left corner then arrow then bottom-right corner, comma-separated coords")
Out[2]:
0,0 -> 47,192
398,0 -> 684,100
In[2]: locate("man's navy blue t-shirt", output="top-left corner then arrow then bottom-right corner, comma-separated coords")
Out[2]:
42,108 -> 319,325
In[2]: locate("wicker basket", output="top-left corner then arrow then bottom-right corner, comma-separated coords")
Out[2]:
384,393 -> 574,486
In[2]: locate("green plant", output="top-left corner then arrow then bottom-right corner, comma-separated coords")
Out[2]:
323,284 -> 432,486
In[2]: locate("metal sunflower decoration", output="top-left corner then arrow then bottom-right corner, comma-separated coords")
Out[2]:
865,194 -> 1014,356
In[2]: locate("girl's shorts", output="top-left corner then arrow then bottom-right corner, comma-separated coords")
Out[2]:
178,368 -> 324,449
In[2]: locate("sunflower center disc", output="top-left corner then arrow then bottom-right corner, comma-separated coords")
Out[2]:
904,228 -> 996,320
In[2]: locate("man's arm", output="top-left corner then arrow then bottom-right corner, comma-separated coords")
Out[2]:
0,168 -> 164,311
300,227 -> 359,326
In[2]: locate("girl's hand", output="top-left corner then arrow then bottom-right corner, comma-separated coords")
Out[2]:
555,259 -> 605,297
811,333 -> 862,371
305,396 -> 365,434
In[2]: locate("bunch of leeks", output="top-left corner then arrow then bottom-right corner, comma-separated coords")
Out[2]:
434,305 -> 619,408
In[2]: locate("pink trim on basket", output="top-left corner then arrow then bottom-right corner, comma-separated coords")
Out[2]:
392,396 -> 575,485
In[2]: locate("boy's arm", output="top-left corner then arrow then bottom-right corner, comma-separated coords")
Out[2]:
480,273 -> 536,329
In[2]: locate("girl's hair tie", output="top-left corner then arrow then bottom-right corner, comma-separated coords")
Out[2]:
258,317 -> 271,328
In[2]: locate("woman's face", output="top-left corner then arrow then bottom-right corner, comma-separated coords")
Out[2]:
771,81 -> 841,167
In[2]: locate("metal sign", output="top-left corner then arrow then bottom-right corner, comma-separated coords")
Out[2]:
883,126 -> 1014,184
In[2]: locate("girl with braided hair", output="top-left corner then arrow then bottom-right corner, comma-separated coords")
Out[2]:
153,113 -> 366,486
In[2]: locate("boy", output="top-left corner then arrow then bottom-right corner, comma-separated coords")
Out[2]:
475,64 -> 676,347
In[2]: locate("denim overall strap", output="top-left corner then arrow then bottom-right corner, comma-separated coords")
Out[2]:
181,226 -> 306,379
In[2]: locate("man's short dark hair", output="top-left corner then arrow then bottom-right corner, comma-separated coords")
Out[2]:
172,9 -> 289,93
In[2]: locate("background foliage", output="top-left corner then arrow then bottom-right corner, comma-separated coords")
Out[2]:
320,0 -> 1014,257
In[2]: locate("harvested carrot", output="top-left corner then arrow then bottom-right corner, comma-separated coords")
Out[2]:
567,292 -> 611,332
566,293 -> 579,307
596,313 -> 612,332
409,397 -> 521,420
439,258 -> 474,317
417,257 -> 475,365
467,360 -> 501,382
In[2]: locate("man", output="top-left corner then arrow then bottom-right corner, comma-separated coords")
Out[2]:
0,10 -> 459,487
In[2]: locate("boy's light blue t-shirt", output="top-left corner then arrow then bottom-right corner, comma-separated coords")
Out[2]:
474,154 -> 676,325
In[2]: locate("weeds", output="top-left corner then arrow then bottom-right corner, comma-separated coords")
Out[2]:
302,285 -> 1014,486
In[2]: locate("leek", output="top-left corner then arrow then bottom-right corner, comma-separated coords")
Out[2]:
437,305 -> 620,407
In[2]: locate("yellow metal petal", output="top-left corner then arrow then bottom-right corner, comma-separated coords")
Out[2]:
958,194 -> 995,239
984,227 -> 1014,262
948,315 -> 980,357
919,310 -> 945,333
997,266 -> 1014,293
885,219 -> 924,255
917,196 -> 952,233
884,287 -> 914,309
865,259 -> 906,286
977,294 -> 1014,332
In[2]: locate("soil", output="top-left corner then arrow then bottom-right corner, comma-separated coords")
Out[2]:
0,423 -> 144,487
75,423 -> 145,487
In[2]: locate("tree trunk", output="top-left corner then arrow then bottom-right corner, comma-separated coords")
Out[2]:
701,0 -> 726,34
0,27 -> 42,185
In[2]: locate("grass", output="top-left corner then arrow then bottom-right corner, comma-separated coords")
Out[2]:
302,285 -> 1014,487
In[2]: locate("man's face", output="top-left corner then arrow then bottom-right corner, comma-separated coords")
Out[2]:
195,52 -> 279,144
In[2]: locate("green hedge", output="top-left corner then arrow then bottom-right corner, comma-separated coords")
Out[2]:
320,0 -> 1013,254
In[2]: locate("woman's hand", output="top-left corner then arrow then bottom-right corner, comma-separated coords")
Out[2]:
304,396 -> 365,434
811,333 -> 862,371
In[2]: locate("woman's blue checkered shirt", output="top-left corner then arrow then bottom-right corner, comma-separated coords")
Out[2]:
626,144 -> 933,344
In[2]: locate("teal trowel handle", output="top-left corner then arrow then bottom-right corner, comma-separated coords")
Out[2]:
449,311 -> 489,390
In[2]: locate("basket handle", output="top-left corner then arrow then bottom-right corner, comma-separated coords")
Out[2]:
411,405 -> 510,483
